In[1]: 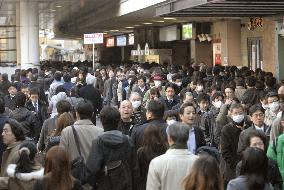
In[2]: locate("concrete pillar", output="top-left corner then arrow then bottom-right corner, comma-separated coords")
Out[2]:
20,0 -> 39,69
7,30 -> 16,63
16,3 -> 21,66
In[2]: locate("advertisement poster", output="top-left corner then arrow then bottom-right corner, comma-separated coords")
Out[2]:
213,42 -> 221,65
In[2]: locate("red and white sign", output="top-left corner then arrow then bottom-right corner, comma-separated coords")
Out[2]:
84,33 -> 104,44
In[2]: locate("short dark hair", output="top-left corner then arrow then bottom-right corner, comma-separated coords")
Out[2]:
75,100 -> 94,120
179,102 -> 196,115
15,92 -> 27,107
212,92 -> 224,101
5,119 -> 25,141
63,73 -> 71,83
229,103 -> 243,112
30,74 -> 38,82
249,104 -> 265,116
165,82 -> 176,92
54,71 -> 62,81
245,76 -> 256,87
56,100 -> 72,114
235,77 -> 245,87
29,87 -> 39,95
172,73 -> 182,82
265,77 -> 276,88
137,75 -> 146,83
197,93 -> 210,103
147,100 -> 165,119
266,92 -> 278,100
100,106 -> 120,131
55,85 -> 67,95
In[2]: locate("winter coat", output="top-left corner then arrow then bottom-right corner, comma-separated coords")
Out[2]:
79,85 -> 102,115
86,130 -> 138,189
267,133 -> 284,188
0,113 -> 8,164
131,119 -> 168,151
48,92 -> 67,118
6,164 -> 44,190
9,107 -> 41,140
37,117 -> 57,152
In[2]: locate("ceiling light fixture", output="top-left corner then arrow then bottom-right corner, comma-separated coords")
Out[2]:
55,5 -> 62,8
153,20 -> 165,23
163,17 -> 177,20
51,9 -> 56,12
143,22 -> 153,25
125,26 -> 134,29
134,25 -> 141,27
110,29 -> 119,32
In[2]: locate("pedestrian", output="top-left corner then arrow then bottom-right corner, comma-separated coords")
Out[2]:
183,155 -> 223,190
146,122 -> 198,190
227,147 -> 273,190
137,124 -> 168,190
33,146 -> 83,190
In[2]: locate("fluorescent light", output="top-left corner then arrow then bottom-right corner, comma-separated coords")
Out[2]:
163,17 -> 177,20
143,22 -> 152,25
51,9 -> 56,12
125,26 -> 134,29
153,20 -> 165,23
134,25 -> 141,27
110,30 -> 119,32
55,5 -> 62,8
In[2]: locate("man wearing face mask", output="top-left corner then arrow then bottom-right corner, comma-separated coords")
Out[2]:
129,92 -> 146,126
265,92 -> 282,127
220,103 -> 251,186
143,74 -> 165,102
172,74 -> 183,94
210,92 -> 224,117
193,80 -> 204,100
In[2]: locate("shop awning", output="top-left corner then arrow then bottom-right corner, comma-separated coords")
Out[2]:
156,0 -> 284,17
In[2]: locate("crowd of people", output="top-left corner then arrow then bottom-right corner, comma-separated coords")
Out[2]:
0,61 -> 283,190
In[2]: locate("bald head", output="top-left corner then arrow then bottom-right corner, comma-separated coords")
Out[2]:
278,86 -> 284,95
119,100 -> 133,122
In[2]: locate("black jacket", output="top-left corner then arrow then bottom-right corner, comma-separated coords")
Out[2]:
9,107 -> 42,140
28,82 -> 48,104
118,120 -> 135,136
158,95 -> 180,110
0,113 -> 8,164
79,84 -> 102,115
236,158 -> 282,190
25,100 -> 49,126
193,126 -> 206,154
131,119 -> 168,151
4,95 -> 16,110
220,121 -> 250,181
86,130 -> 138,190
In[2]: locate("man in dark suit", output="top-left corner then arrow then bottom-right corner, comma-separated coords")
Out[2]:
28,74 -> 48,104
131,100 -> 168,151
159,82 -> 180,110
179,102 -> 206,154
4,83 -> 17,110
25,88 -> 48,126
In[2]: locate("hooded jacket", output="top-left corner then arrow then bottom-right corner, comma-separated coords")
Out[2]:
86,130 -> 138,189
6,164 -> 44,190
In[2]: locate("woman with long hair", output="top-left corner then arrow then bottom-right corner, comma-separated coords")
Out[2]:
6,141 -> 44,190
45,112 -> 75,151
137,124 -> 168,190
227,147 -> 273,190
33,146 -> 83,190
183,155 -> 223,190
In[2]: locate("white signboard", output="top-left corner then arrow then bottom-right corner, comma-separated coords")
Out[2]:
84,33 -> 104,44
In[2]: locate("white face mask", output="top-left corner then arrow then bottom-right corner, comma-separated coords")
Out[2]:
196,85 -> 203,92
269,101 -> 280,112
214,100 -> 223,109
154,80 -> 162,87
166,119 -> 176,126
232,114 -> 245,123
132,101 -> 141,109
176,82 -> 182,87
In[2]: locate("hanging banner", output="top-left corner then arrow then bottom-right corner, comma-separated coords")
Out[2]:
84,33 -> 104,45
213,42 -> 222,65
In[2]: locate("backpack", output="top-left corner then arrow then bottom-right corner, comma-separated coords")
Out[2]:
70,125 -> 87,184
95,135 -> 132,190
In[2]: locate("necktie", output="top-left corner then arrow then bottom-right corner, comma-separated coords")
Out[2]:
34,103 -> 38,113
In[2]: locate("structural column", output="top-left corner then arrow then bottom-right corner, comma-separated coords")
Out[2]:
20,0 -> 39,69
16,3 -> 21,66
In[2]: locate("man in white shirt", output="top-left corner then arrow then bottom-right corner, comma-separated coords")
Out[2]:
146,122 -> 198,190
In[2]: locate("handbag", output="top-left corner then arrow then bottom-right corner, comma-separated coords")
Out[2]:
71,125 -> 87,184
